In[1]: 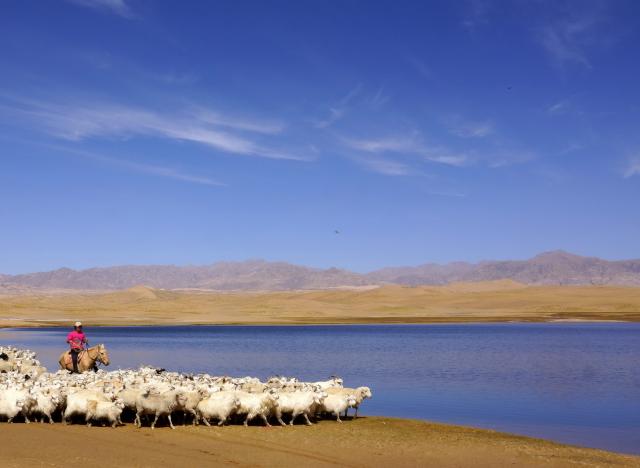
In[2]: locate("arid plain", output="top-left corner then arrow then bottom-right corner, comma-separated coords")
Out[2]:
1,280 -> 639,327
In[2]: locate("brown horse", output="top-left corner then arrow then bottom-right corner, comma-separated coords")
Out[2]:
58,344 -> 110,373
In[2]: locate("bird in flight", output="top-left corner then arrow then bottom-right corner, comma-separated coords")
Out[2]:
334,230 -> 340,235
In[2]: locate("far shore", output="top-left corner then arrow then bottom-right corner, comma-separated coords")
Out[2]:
1,417 -> 638,467
0,318 -> 634,329
1,281 -> 639,328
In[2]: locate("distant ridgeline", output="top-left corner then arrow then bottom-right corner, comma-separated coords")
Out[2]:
2,251 -> 640,291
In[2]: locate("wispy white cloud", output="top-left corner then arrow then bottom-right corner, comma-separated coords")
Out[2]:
156,72 -> 199,86
0,97 -> 308,161
558,142 -> 584,155
344,136 -> 415,154
314,84 -> 362,128
191,108 -> 284,135
447,119 -> 494,138
547,99 -> 571,115
66,0 -> 134,18
536,5 -> 605,69
78,51 -> 202,88
357,157 -> 413,176
343,135 -> 468,167
485,149 -> 536,168
427,190 -> 466,198
366,88 -> 390,109
340,112 -> 539,171
314,107 -> 345,129
47,144 -> 224,186
539,26 -> 590,68
623,157 -> 640,178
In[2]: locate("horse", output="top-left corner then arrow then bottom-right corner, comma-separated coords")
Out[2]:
58,344 -> 110,373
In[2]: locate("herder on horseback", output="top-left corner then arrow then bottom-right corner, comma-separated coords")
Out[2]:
58,322 -> 110,373
67,321 -> 87,373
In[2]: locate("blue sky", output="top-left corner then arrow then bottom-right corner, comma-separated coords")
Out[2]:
1,0 -> 639,274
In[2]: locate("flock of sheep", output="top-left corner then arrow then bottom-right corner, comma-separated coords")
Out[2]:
0,345 -> 372,429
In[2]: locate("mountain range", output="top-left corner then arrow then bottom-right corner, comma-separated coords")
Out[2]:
2,251 -> 640,291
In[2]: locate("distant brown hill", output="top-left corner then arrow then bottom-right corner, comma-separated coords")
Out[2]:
367,251 -> 640,286
2,251 -> 640,291
0,260 -> 371,291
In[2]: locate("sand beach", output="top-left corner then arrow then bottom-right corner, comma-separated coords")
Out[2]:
1,417 -> 638,468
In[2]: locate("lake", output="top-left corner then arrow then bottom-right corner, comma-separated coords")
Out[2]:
1,323 -> 639,455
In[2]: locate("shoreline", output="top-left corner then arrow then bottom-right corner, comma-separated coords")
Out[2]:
0,416 -> 638,467
0,318 -> 635,330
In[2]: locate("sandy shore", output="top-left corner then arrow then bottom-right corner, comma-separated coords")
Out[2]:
1,417 -> 638,467
1,282 -> 640,327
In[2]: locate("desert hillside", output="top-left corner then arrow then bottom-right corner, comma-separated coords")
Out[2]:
1,281 -> 639,327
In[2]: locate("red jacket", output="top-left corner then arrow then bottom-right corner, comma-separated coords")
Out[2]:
67,330 -> 87,351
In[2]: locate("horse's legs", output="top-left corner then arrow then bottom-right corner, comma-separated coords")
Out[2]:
167,413 -> 176,429
151,413 -> 159,429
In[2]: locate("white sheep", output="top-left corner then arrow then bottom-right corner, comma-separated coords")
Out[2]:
326,386 -> 372,418
196,391 -> 240,426
116,386 -> 144,413
86,399 -> 125,427
235,391 -> 279,427
63,389 -> 111,424
31,390 -> 60,424
312,376 -> 344,390
319,393 -> 357,422
135,389 -> 188,429
175,387 -> 207,425
1,388 -> 34,423
0,391 -> 25,423
275,390 -> 326,426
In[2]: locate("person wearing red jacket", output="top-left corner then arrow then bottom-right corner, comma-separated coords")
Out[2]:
66,321 -> 88,373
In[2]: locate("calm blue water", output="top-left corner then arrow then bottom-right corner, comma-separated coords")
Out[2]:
1,323 -> 639,455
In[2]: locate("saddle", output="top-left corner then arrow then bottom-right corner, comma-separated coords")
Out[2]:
63,349 -> 86,367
